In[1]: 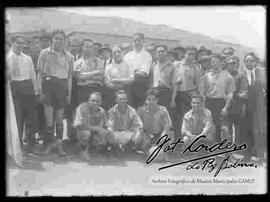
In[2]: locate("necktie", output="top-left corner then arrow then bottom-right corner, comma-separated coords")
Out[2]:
251,70 -> 255,86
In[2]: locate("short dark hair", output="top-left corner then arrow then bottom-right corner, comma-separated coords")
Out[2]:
145,88 -> 159,98
51,29 -> 65,39
155,44 -> 168,52
191,94 -> 203,102
82,38 -> 94,46
115,89 -> 127,98
133,32 -> 144,40
93,42 -> 102,47
89,91 -> 102,100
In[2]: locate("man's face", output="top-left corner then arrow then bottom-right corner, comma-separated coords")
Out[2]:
175,49 -> 186,60
156,46 -> 167,62
88,94 -> 101,109
69,42 -> 79,55
112,47 -> 123,63
146,95 -> 158,108
13,37 -> 24,53
244,55 -> 257,70
93,44 -> 101,56
222,50 -> 233,59
100,49 -> 111,60
200,60 -> 211,72
185,50 -> 196,62
167,53 -> 176,62
83,41 -> 94,56
226,62 -> 238,75
211,57 -> 221,70
133,35 -> 144,51
191,98 -> 202,112
116,93 -> 128,107
52,34 -> 65,49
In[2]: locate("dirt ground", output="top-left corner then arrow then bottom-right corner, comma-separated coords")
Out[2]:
7,147 -> 267,196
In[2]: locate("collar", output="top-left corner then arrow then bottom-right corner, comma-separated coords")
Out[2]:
48,46 -> 67,56
112,59 -> 123,65
191,108 -> 204,116
10,49 -> 24,57
134,47 -> 145,54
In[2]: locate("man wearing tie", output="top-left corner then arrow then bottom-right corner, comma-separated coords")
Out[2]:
243,52 -> 266,163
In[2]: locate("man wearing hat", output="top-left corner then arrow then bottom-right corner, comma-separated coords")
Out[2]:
197,46 -> 212,62
99,44 -> 112,67
93,42 -> 102,58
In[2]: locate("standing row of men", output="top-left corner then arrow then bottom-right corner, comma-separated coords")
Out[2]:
6,29 -> 266,164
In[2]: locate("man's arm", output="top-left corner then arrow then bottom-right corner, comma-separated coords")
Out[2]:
181,114 -> 195,138
36,50 -> 45,95
29,57 -> 39,95
198,110 -> 215,140
161,108 -> 173,136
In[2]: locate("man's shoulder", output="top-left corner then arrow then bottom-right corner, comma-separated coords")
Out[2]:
184,109 -> 193,118
107,104 -> 117,114
127,105 -> 138,113
202,107 -> 212,116
98,106 -> 106,114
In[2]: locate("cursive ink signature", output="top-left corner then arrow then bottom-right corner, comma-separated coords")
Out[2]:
146,134 -> 257,176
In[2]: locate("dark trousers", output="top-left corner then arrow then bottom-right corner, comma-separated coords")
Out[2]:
157,86 -> 172,109
205,98 -> 226,143
174,91 -> 192,138
131,75 -> 149,109
10,80 -> 37,146
65,77 -> 79,141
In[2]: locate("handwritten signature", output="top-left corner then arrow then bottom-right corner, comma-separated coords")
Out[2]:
146,135 -> 257,177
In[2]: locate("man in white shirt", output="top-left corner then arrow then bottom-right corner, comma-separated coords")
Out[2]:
7,35 -> 40,155
124,33 -> 152,109
105,45 -> 134,108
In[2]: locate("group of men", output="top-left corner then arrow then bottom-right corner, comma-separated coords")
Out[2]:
6,29 -> 266,164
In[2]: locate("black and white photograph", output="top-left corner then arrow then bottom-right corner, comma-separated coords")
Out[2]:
5,6 -> 267,196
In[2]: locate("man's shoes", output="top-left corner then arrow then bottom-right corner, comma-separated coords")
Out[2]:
42,141 -> 57,156
79,149 -> 91,161
56,139 -> 67,157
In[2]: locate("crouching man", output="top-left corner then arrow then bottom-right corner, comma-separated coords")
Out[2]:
137,88 -> 174,161
73,91 -> 112,161
181,94 -> 215,157
107,90 -> 143,153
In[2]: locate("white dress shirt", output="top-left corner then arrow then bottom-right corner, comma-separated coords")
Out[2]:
246,68 -> 256,86
124,47 -> 152,75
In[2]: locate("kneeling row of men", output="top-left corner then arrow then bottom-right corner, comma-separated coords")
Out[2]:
43,88 -> 215,161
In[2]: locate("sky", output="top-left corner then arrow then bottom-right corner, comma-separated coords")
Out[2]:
61,6 -> 266,58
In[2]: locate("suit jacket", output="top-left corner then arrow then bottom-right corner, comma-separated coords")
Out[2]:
243,67 -> 266,153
